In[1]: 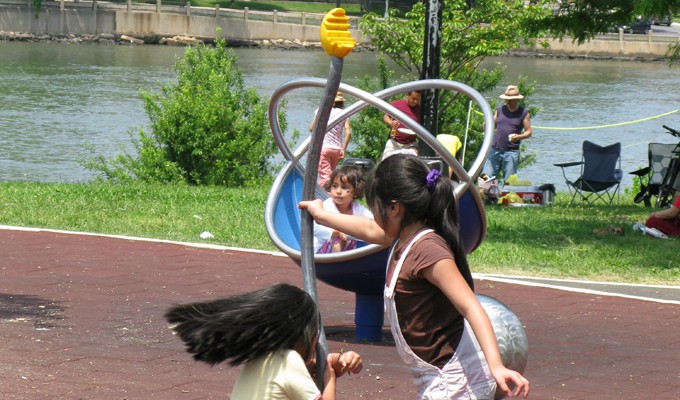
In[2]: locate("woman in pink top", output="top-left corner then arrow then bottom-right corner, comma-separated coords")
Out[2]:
309,92 -> 352,188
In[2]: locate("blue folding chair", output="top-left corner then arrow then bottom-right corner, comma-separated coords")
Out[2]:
555,141 -> 622,205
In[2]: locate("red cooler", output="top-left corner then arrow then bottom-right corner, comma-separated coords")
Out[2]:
501,185 -> 544,204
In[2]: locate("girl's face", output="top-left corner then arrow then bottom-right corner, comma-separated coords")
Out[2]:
329,177 -> 355,210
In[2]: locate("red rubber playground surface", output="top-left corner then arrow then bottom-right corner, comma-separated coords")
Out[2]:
1,226 -> 679,399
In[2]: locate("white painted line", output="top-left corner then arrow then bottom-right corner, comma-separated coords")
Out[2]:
0,224 -> 287,257
474,274 -> 680,305
477,273 -> 680,290
3,225 -> 678,304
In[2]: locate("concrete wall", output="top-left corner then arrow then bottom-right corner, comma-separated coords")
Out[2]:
0,3 -> 115,35
0,2 -> 674,59
0,2 -> 368,43
516,34 -> 674,60
113,10 -> 345,43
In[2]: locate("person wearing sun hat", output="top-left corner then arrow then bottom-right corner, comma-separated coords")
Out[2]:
483,85 -> 533,181
309,92 -> 352,187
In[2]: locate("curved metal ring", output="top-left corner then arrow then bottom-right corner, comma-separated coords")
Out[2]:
268,78 -> 495,198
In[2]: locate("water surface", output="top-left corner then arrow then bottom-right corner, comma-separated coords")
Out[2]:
1,41 -> 678,190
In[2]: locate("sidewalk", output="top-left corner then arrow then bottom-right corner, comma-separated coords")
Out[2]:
1,227 -> 679,399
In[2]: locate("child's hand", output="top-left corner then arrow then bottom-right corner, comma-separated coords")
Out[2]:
329,350 -> 363,377
298,199 -> 324,218
491,366 -> 530,398
331,231 -> 348,242
339,350 -> 363,375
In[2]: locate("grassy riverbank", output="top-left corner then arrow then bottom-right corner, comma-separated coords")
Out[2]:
0,181 -> 677,284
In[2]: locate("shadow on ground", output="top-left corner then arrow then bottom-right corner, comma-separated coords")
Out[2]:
0,294 -> 64,330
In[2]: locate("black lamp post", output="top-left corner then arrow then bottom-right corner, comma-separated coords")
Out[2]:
419,0 -> 443,157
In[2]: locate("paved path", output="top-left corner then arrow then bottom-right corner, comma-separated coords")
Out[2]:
1,227 -> 679,399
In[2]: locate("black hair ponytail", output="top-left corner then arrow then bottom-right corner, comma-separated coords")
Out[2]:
426,173 -> 474,290
164,283 -> 320,366
366,154 -> 474,290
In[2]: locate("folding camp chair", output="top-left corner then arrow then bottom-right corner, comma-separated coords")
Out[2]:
629,143 -> 680,207
554,141 -> 622,205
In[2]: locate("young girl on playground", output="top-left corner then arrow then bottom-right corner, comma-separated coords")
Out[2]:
299,154 -> 530,399
165,283 -> 363,400
314,165 -> 373,254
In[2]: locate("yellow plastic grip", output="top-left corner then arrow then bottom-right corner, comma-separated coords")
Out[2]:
320,8 -> 356,58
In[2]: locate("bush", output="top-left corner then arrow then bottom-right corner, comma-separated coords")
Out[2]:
83,35 -> 285,187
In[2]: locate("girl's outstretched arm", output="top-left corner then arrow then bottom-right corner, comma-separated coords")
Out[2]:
424,259 -> 530,398
299,199 -> 392,246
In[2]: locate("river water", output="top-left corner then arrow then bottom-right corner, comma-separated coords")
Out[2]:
1,41 -> 679,191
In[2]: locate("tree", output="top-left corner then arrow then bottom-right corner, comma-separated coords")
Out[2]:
528,0 -> 680,44
350,0 -> 678,169
352,0 -> 543,169
536,0 -> 680,65
83,35 -> 286,187
350,57 -> 395,162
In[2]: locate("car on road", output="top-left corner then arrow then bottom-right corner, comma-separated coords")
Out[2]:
621,16 -> 652,34
653,14 -> 673,27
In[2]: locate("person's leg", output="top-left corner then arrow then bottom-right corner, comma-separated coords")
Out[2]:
328,148 -> 341,171
381,138 -> 399,161
318,148 -> 339,187
645,216 -> 680,237
484,148 -> 501,178
502,150 -> 520,178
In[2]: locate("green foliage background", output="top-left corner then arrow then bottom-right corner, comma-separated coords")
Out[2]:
83,36 -> 285,187
348,1 -> 542,172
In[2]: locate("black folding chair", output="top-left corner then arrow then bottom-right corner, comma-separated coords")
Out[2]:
630,143 -> 679,207
554,141 -> 622,205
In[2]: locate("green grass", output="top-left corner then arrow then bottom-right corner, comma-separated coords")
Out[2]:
469,199 -> 678,284
0,181 -> 677,285
0,181 -> 272,251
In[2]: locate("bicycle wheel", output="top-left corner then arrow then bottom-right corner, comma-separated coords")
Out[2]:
656,157 -> 679,207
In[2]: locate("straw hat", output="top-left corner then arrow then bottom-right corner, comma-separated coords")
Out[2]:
335,92 -> 346,102
499,85 -> 524,100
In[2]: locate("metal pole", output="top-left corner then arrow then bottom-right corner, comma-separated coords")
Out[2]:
419,0 -> 443,157
300,56 -> 343,389
462,100 -> 472,165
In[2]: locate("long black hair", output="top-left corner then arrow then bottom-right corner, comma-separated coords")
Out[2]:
164,283 -> 320,366
365,154 -> 474,290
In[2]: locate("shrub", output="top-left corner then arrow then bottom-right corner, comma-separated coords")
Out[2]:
83,35 -> 285,187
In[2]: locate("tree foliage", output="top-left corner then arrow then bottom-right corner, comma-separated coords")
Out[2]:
352,0 -> 678,171
349,57 -> 395,162
352,0 -> 542,170
83,36 -> 284,187
528,0 -> 680,44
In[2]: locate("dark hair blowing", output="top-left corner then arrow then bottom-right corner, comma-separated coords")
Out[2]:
164,283 -> 320,366
323,165 -> 366,198
365,154 -> 474,290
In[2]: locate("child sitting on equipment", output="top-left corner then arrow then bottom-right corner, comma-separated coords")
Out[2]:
165,283 -> 363,400
315,165 -> 373,253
